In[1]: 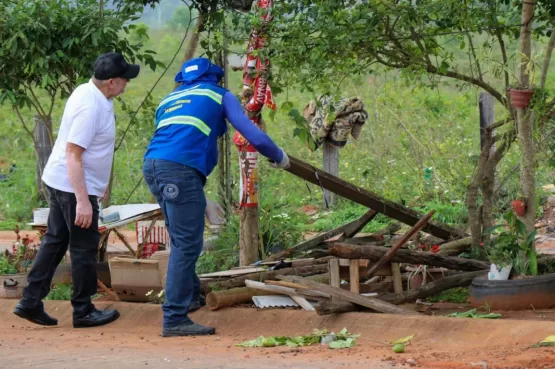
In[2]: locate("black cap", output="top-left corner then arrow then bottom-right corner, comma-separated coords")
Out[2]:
93,52 -> 140,80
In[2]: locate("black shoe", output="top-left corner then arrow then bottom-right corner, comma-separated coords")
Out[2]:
73,308 -> 120,328
13,303 -> 58,326
162,321 -> 215,337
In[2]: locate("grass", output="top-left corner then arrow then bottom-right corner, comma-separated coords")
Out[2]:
1,24 -> 554,274
426,287 -> 470,304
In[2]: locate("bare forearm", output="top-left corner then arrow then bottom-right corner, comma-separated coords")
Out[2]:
67,154 -> 89,202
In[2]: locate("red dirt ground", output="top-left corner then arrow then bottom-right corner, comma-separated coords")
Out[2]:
1,300 -> 555,369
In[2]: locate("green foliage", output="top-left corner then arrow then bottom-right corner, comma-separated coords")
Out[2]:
486,211 -> 538,275
45,283 -> 72,301
236,328 -> 359,349
0,0 -> 162,118
426,287 -> 470,304
166,5 -> 195,30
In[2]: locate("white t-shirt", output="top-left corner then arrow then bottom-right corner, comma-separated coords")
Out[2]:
42,79 -> 115,197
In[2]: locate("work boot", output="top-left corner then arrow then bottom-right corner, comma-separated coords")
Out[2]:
73,308 -> 120,328
162,321 -> 216,337
13,303 -> 58,326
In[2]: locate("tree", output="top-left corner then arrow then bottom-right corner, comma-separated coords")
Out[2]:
0,0 -> 162,201
262,1 -> 554,253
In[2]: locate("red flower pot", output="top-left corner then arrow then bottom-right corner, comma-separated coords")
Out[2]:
512,199 -> 526,217
508,88 -> 534,109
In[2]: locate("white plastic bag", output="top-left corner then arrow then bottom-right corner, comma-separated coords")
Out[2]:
488,263 -> 512,280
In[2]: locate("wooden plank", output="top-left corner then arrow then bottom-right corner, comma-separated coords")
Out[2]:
291,296 -> 316,311
199,267 -> 265,278
329,259 -> 341,288
278,275 -> 417,315
391,263 -> 403,294
245,280 -> 329,301
349,260 -> 360,293
339,259 -> 369,267
339,265 -> 392,278
366,210 -> 435,278
285,156 -> 466,240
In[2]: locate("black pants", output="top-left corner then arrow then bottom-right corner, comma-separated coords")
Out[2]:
21,186 -> 100,318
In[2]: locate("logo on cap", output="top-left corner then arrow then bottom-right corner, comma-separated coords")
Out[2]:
185,65 -> 199,73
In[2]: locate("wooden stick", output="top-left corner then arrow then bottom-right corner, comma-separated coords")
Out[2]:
97,279 -> 119,301
366,210 -> 435,278
112,228 -> 136,255
278,275 -> 417,315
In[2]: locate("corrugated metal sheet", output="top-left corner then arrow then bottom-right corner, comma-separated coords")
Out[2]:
252,295 -> 299,308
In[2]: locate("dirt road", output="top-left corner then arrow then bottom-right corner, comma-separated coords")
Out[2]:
1,300 -> 555,369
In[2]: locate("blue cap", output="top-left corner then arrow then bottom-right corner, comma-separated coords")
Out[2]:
174,57 -> 224,84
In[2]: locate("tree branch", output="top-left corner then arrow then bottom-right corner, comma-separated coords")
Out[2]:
25,86 -> 47,118
495,28 -> 510,90
467,32 -> 482,80
486,117 -> 513,132
426,65 -> 505,107
13,105 -> 37,146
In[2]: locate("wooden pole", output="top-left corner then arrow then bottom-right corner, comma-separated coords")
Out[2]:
322,142 -> 339,208
366,211 -> 435,278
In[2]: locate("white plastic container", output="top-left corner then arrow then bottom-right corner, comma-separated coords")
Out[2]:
488,264 -> 512,280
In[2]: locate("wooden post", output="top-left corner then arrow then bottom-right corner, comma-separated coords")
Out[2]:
479,93 -> 495,155
322,142 -> 339,208
349,260 -> 360,293
329,259 -> 340,288
34,115 -> 53,202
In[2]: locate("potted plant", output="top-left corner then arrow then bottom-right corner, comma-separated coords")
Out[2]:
505,51 -> 541,109
0,228 -> 39,299
468,212 -> 555,310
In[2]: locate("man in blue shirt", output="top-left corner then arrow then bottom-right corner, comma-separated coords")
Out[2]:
143,57 -> 289,337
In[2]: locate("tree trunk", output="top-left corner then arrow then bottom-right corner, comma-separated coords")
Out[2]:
329,243 -> 490,271
239,206 -> 259,265
479,93 -> 496,246
516,0 -> 537,274
34,115 -> 53,202
322,142 -> 338,208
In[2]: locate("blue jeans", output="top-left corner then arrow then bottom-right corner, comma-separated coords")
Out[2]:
142,158 -> 206,328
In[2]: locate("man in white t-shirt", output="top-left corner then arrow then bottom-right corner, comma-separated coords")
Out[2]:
14,52 -> 140,328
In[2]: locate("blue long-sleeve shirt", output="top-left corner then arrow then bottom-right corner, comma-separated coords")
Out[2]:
222,92 -> 283,163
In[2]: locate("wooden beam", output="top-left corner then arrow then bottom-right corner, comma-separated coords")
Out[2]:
329,243 -> 490,271
285,156 -> 466,240
366,210 -> 435,278
278,275 -> 418,315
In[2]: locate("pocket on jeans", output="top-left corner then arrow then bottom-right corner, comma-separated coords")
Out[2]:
160,177 -> 200,204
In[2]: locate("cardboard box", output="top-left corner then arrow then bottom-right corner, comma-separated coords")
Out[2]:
150,250 -> 170,288
108,257 -> 163,302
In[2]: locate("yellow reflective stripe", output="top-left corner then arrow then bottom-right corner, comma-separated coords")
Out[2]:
158,88 -> 223,108
156,115 -> 211,136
